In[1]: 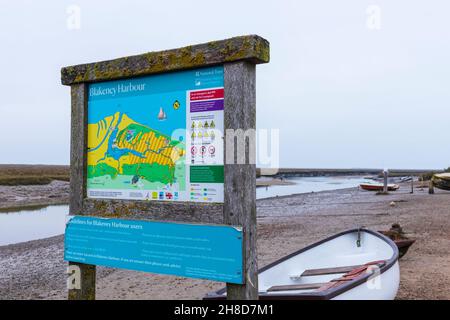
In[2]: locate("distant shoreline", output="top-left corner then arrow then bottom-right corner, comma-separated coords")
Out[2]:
0,164 -> 69,186
257,168 -> 439,178
0,164 -> 439,182
256,178 -> 295,188
0,201 -> 68,213
0,164 -> 439,212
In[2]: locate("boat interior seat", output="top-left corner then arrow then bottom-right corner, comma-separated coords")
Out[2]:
267,282 -> 328,292
267,260 -> 386,293
301,264 -> 363,277
301,260 -> 385,277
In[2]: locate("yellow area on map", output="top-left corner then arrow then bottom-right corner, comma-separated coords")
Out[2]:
87,112 -> 185,179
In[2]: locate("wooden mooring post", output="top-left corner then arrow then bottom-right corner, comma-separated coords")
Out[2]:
429,180 -> 435,194
383,169 -> 389,193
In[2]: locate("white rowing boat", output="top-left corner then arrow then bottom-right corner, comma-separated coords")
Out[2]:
204,229 -> 400,300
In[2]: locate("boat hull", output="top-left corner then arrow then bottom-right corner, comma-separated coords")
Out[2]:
395,239 -> 416,258
360,183 -> 399,191
379,229 -> 416,259
432,174 -> 450,191
204,229 -> 400,300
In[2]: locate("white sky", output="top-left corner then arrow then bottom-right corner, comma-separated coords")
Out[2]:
0,0 -> 449,169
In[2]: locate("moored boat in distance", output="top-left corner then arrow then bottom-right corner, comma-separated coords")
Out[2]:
379,224 -> 416,259
432,173 -> 450,191
204,229 -> 400,300
359,183 -> 400,191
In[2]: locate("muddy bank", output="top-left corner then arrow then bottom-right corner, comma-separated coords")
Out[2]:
0,181 -> 69,212
1,185 -> 449,300
256,178 -> 295,187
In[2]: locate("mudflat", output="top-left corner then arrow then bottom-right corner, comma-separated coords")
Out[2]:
0,180 -> 69,212
1,184 -> 449,300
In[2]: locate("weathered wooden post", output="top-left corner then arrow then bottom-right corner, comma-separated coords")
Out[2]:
68,83 -> 96,300
224,61 -> 258,299
61,35 -> 269,300
383,169 -> 389,193
429,179 -> 435,194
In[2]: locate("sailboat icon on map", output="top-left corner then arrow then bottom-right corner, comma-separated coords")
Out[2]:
158,107 -> 167,121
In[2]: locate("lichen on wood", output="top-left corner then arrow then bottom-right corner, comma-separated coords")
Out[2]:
82,198 -> 224,224
61,35 -> 270,85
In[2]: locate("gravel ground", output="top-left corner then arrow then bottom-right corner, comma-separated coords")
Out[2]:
1,184 -> 449,300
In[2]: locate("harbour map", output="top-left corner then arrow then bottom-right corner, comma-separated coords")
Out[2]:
87,66 -> 224,202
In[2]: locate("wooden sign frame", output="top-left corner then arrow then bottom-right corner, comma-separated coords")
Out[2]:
61,35 -> 270,300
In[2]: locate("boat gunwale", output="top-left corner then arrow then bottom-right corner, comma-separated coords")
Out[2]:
204,228 -> 399,300
359,183 -> 400,191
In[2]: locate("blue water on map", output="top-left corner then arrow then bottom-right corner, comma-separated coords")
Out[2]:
104,113 -> 145,160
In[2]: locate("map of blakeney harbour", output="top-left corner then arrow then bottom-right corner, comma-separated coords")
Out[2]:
86,66 -> 225,202
87,111 -> 185,193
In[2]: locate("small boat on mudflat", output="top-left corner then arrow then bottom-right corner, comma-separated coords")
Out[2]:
360,183 -> 400,191
204,229 -> 400,300
432,173 -> 450,191
379,224 -> 416,259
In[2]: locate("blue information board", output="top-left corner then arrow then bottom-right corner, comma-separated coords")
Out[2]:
64,216 -> 243,284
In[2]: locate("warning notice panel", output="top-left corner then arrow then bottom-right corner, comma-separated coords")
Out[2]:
187,84 -> 224,203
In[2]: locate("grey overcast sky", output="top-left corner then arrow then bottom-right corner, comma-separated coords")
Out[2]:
0,0 -> 449,169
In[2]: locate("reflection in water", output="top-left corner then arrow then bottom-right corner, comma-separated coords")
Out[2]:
257,176 -> 372,199
0,205 -> 68,246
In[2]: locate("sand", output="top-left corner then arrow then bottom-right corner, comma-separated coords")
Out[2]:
1,183 -> 449,300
